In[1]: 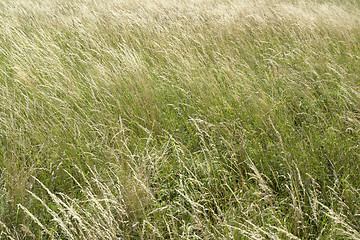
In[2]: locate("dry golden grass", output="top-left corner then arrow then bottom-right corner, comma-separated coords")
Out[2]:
1,0 -> 360,239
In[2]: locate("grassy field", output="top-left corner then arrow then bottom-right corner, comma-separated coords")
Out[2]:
1,0 -> 360,239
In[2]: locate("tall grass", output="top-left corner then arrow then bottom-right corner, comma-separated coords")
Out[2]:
1,0 -> 360,239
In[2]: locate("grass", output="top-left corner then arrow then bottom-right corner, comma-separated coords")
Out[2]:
0,0 -> 360,239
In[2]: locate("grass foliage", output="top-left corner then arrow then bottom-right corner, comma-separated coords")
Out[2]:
1,0 -> 360,239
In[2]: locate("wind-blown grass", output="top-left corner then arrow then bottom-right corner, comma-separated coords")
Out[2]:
1,0 -> 360,239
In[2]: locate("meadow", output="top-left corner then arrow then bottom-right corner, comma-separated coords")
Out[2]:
1,0 -> 360,239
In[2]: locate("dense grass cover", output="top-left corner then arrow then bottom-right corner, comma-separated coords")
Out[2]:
1,0 -> 360,239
